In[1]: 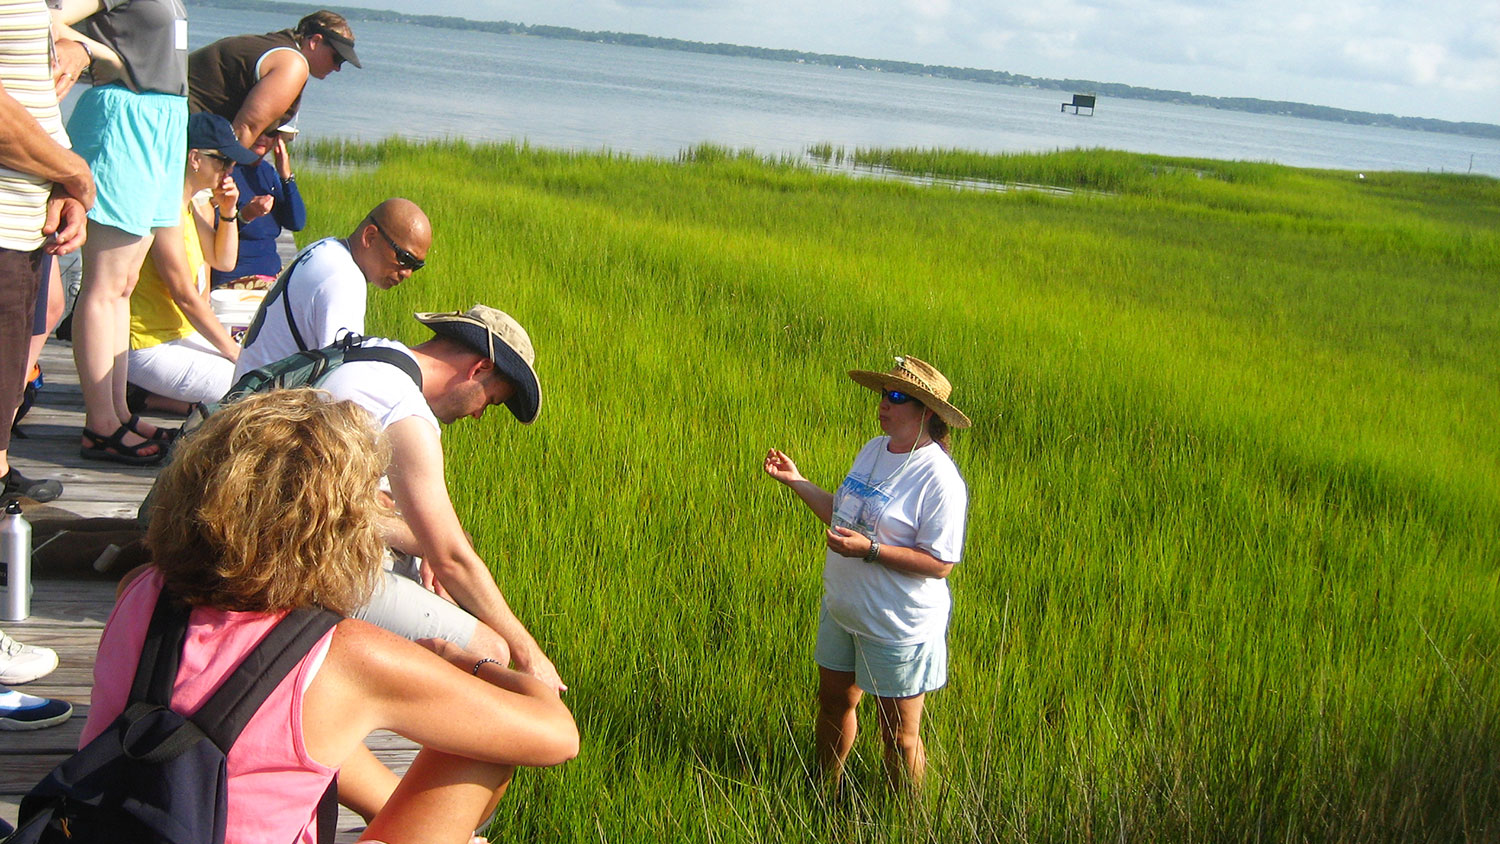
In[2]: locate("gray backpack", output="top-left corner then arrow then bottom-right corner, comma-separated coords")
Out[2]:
137,334 -> 422,527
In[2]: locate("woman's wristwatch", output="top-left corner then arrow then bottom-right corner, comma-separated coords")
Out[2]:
864,541 -> 881,563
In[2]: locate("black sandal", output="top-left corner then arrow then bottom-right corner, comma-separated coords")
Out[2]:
125,413 -> 178,443
80,425 -> 166,466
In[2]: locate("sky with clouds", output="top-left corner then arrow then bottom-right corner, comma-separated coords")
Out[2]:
372,0 -> 1498,124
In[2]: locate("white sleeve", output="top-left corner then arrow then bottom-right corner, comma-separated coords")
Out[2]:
913,471 -> 968,564
302,272 -> 367,349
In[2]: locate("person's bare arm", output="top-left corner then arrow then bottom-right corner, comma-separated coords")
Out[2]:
191,175 -> 239,273
763,448 -> 834,525
231,50 -> 308,145
384,417 -> 563,690
304,620 -> 578,769
824,526 -> 956,578
51,1 -> 123,85
147,220 -> 240,361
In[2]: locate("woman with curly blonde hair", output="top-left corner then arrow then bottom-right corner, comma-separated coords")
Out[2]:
85,389 -> 577,843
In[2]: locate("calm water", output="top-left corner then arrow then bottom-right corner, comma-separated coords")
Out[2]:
180,8 -> 1500,177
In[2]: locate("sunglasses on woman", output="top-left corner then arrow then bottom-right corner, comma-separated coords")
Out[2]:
882,389 -> 916,405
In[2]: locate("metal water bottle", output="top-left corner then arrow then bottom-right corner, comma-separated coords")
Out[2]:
1,500 -> 31,621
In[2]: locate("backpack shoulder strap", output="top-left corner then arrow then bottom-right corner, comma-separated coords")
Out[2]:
334,346 -> 424,391
192,607 -> 342,753
316,777 -> 339,844
283,277 -> 309,353
241,244 -> 317,352
128,590 -> 192,707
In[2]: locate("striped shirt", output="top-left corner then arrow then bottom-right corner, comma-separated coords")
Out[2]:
0,0 -> 69,251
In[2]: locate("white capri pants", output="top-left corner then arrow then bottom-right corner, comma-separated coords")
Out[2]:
127,333 -> 235,404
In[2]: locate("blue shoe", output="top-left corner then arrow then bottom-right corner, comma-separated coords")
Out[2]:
0,688 -> 73,730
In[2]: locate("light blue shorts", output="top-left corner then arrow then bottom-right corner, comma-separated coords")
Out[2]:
815,604 -> 947,698
67,84 -> 187,236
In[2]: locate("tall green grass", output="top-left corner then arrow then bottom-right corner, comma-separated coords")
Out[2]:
298,139 -> 1499,842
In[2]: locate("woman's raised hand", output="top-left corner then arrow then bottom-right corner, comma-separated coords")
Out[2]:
763,448 -> 804,485
273,135 -> 293,179
212,171 -> 240,218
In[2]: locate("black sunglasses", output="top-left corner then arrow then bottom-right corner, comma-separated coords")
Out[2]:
310,27 -> 347,67
883,389 -> 916,405
200,151 -> 234,167
371,220 -> 425,271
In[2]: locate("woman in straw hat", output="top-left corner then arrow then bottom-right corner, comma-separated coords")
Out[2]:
763,355 -> 971,790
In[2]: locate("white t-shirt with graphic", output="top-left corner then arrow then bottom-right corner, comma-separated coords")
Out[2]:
822,437 -> 969,645
315,337 -> 438,434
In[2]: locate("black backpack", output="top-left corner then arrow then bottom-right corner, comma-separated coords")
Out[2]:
4,592 -> 341,844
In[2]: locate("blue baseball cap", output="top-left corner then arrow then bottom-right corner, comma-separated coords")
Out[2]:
187,113 -> 259,165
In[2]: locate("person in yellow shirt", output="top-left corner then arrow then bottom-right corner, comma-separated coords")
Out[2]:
112,113 -> 255,429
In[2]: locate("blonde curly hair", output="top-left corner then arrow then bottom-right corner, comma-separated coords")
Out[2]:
145,389 -> 390,614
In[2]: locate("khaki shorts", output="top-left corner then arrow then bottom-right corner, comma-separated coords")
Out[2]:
351,564 -> 479,648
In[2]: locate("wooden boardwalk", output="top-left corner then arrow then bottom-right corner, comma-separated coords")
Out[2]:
2,238 -> 418,841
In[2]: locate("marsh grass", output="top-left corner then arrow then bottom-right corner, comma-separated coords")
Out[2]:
298,140 -> 1499,842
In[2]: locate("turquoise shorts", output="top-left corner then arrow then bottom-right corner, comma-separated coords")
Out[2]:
815,603 -> 947,698
67,84 -> 187,236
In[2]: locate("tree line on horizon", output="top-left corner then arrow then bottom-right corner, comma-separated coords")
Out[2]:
194,0 -> 1500,143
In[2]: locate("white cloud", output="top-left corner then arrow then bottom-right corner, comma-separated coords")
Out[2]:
904,0 -> 952,20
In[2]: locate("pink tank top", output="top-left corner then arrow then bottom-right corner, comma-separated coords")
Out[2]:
82,569 -> 338,844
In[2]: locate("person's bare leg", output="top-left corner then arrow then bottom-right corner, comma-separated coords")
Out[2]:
358,751 -> 513,844
816,667 -> 861,790
338,744 -> 402,823
109,281 -> 132,421
73,223 -> 156,447
111,225 -> 177,437
22,259 -> 63,375
874,693 -> 927,790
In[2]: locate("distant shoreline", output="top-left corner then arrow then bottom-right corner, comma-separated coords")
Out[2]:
190,0 -> 1500,143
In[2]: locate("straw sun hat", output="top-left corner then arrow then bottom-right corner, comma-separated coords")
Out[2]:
848,355 -> 972,429
414,305 -> 542,424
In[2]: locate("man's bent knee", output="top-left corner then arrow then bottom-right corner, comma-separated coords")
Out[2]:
465,622 -> 510,666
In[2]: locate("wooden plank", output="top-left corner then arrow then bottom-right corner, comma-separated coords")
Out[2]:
0,714 -> 86,757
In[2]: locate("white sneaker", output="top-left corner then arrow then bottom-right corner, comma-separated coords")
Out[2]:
0,629 -> 59,685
